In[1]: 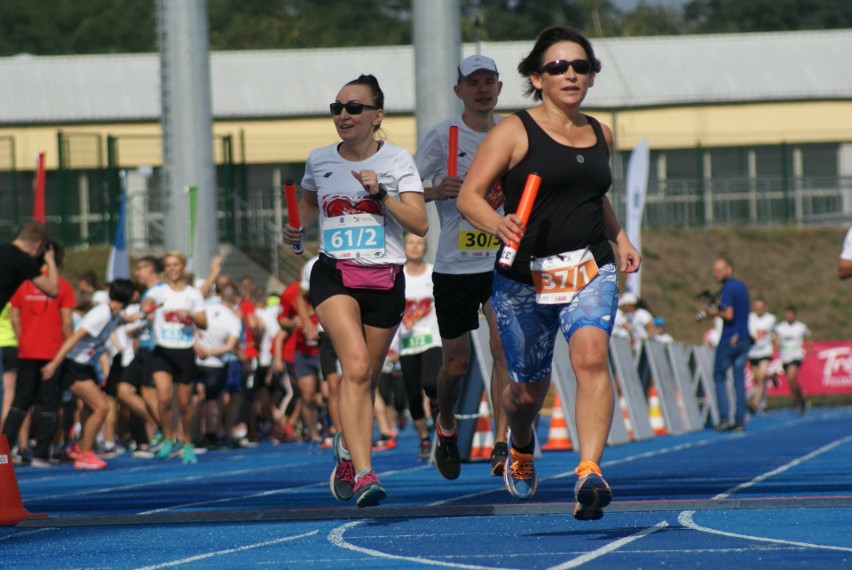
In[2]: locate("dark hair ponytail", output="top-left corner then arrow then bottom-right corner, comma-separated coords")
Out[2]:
346,74 -> 384,110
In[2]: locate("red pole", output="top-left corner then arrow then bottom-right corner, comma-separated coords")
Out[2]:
33,152 -> 46,223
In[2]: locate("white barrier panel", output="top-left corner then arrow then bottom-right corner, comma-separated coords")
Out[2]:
609,336 -> 656,441
667,342 -> 705,431
638,341 -> 689,435
690,345 -> 720,428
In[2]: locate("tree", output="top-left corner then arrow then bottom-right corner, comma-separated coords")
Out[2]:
684,0 -> 852,33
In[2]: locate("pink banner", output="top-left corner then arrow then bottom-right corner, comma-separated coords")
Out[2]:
747,340 -> 852,396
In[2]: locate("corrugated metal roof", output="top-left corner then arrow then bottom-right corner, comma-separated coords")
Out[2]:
1,29 -> 850,125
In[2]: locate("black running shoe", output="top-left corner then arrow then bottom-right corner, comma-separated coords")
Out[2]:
490,442 -> 509,477
433,420 -> 460,480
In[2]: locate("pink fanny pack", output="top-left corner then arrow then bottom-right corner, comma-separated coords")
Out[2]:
336,260 -> 401,291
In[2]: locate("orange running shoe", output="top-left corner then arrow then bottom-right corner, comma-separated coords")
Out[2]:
573,460 -> 612,520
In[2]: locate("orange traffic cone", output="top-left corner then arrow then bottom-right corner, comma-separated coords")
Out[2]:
0,435 -> 46,525
542,393 -> 573,450
647,386 -> 668,436
470,392 -> 494,460
619,394 -> 635,440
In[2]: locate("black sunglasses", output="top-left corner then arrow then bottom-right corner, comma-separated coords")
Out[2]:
540,59 -> 593,76
329,102 -> 382,116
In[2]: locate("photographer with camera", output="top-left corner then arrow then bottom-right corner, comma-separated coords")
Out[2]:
0,221 -> 59,308
705,257 -> 751,432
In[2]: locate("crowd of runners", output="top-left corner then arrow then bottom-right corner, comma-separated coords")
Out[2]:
4,27 -> 641,520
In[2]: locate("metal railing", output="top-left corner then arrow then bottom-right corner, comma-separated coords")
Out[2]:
609,175 -> 852,228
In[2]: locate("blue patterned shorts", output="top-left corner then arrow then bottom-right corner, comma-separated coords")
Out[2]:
492,264 -> 618,383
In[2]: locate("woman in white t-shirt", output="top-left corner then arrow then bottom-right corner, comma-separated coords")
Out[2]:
283,74 -> 427,508
142,251 -> 208,462
746,297 -> 776,413
397,234 -> 442,460
41,279 -> 137,470
773,305 -> 812,414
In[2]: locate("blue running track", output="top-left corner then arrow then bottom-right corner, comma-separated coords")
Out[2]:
2,407 -> 852,569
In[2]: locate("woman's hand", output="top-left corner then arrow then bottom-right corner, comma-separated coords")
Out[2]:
282,223 -> 304,246
351,169 -> 380,197
495,213 -> 525,246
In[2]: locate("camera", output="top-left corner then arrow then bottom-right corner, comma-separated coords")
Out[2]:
694,289 -> 721,321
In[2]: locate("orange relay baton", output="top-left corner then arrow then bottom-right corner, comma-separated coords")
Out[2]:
498,172 -> 541,268
284,180 -> 304,254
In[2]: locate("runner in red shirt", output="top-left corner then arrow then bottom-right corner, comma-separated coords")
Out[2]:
1,241 -> 76,466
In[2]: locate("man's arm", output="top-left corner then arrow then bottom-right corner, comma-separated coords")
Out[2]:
8,306 -> 21,339
60,308 -> 74,340
838,258 -> 852,280
30,246 -> 59,298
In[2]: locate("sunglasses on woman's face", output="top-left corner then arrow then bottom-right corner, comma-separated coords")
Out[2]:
540,59 -> 593,76
329,102 -> 382,115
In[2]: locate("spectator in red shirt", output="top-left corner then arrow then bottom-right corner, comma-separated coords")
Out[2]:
278,278 -> 321,442
2,240 -> 76,466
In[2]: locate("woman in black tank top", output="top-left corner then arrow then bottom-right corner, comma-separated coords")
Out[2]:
457,27 -> 641,520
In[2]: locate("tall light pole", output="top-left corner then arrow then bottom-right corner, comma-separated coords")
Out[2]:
157,0 -> 218,271
413,0 -> 462,261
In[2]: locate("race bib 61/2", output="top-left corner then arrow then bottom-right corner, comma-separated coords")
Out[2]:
324,213 -> 385,259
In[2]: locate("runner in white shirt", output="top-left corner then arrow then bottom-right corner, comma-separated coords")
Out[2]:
617,292 -> 654,350
283,74 -> 427,508
414,54 -> 511,480
255,292 -> 284,439
746,297 -> 776,413
773,305 -> 812,414
41,279 -> 136,470
838,226 -> 852,279
142,251 -> 208,463
194,282 -> 242,451
397,234 -> 442,460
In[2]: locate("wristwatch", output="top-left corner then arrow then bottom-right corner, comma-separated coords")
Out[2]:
370,183 -> 388,201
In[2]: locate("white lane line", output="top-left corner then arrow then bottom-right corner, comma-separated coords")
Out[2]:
678,511 -> 852,553
713,433 -> 852,500
679,432 -> 852,552
548,521 -> 670,570
27,461 -> 313,502
133,529 -> 318,570
140,464 -> 433,514
328,437 -> 723,568
328,522 -> 504,570
0,527 -> 56,542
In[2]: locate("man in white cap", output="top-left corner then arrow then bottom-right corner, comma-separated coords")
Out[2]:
415,54 -> 509,480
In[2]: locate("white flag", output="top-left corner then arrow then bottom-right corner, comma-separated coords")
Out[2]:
107,171 -> 130,282
625,138 -> 649,296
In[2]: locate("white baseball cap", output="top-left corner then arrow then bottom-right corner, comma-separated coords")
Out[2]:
457,54 -> 499,81
618,292 -> 639,307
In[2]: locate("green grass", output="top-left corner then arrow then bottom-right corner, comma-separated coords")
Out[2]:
631,226 -> 851,344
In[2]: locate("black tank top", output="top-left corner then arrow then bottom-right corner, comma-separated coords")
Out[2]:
496,110 -> 615,284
